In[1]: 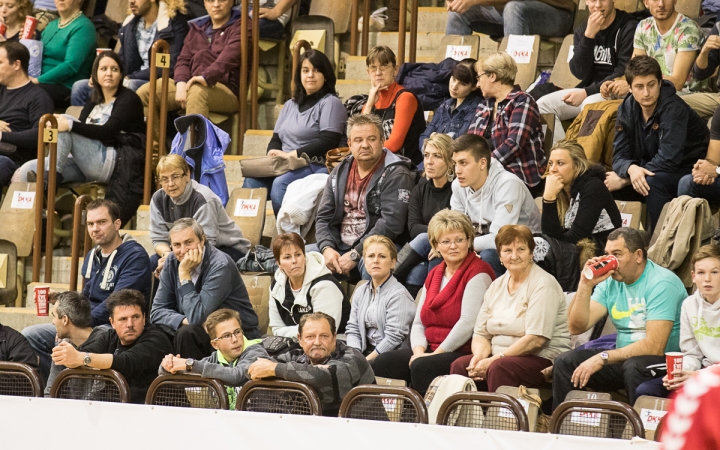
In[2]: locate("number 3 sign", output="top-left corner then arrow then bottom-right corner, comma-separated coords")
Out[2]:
43,128 -> 58,143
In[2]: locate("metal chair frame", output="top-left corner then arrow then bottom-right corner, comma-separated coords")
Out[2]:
338,385 -> 428,423
436,392 -> 530,431
0,362 -> 43,397
49,368 -> 131,403
144,39 -> 171,204
69,195 -> 93,291
145,374 -> 229,410
32,114 -> 58,283
235,379 -> 322,415
549,399 -> 645,439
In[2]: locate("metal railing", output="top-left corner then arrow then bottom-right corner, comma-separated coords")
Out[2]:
32,114 -> 58,283
143,39 -> 171,205
69,195 -> 93,291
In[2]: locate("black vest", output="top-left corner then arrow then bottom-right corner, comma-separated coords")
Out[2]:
271,274 -> 351,333
372,89 -> 426,166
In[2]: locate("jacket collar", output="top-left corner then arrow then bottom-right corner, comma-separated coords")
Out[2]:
122,0 -> 172,30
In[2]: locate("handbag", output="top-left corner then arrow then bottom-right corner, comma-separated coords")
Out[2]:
239,153 -> 309,178
325,147 -> 350,173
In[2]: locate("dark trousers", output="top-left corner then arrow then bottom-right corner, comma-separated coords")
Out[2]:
38,83 -> 72,110
551,348 -> 665,410
636,377 -> 671,398
611,169 -> 689,232
450,354 -> 552,392
372,347 -> 470,396
175,324 -> 214,360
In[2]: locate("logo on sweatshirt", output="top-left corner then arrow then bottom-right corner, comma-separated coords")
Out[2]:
398,189 -> 410,203
690,317 -> 720,340
594,45 -> 613,65
101,266 -> 117,291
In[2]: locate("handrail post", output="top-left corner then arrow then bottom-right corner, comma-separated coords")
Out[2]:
409,0 -> 418,63
350,0 -> 359,55
238,0 -> 250,155
250,0 -> 260,130
398,0 -> 407,65
32,114 -> 58,284
143,39 -> 171,205
361,0 -> 370,55
291,40 -> 313,94
69,195 -> 93,292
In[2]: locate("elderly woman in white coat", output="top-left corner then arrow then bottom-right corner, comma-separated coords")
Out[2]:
268,233 -> 349,337
346,235 -> 416,363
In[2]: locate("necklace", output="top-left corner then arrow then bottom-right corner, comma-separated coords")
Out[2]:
58,10 -> 83,29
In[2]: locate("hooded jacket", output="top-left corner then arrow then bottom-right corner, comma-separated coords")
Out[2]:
315,149 -> 416,254
418,92 -> 482,149
345,276 -> 416,354
450,158 -> 541,251
81,234 -> 152,327
680,290 -> 720,372
269,252 -> 349,337
613,81 -> 709,178
541,164 -> 622,250
118,1 -> 189,80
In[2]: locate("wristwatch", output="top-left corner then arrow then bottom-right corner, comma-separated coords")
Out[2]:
83,353 -> 92,367
599,352 -> 609,365
349,249 -> 360,262
185,358 -> 195,372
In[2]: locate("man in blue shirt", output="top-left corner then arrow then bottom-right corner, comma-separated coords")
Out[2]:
552,227 -> 686,410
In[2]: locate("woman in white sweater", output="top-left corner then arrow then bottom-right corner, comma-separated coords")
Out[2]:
345,235 -> 416,363
636,244 -> 720,398
268,233 -> 349,337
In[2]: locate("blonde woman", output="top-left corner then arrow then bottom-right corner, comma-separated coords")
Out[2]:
0,0 -> 36,41
345,235 -> 416,362
394,133 -> 454,295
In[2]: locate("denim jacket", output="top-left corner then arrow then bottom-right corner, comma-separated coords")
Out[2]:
418,92 -> 481,149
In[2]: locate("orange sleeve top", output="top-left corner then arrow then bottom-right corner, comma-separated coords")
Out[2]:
371,82 -> 419,153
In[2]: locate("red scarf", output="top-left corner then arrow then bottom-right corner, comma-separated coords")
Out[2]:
420,252 -> 494,352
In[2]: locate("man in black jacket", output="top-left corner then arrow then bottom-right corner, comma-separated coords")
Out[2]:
0,323 -> 37,368
51,289 -> 173,404
537,0 -> 637,141
605,56 -> 709,231
70,0 -> 189,106
0,42 -> 53,188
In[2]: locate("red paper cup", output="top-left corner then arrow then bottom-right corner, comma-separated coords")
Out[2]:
0,23 -> 7,37
21,16 -> 37,40
34,285 -> 49,316
583,255 -> 619,279
96,48 -> 111,55
666,352 -> 683,380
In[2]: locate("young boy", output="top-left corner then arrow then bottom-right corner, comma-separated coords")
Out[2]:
160,308 -> 269,408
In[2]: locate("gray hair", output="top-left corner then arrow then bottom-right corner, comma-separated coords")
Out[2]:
55,291 -> 92,329
607,227 -> 647,259
347,114 -> 384,141
169,218 -> 205,242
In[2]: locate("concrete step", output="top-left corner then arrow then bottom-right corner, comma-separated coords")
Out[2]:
337,79 -> 370,102
417,7 -> 448,33
123,230 -> 154,256
344,55 -> 434,80
373,31 -> 446,59
243,130 -> 273,157
24,257 -> 82,289
136,205 -> 150,232
0,307 -> 52,332
224,155 -> 246,185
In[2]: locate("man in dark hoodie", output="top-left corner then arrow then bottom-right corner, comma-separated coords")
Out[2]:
314,114 -> 416,282
23,199 -> 152,383
537,0 -> 637,141
605,56 -> 709,231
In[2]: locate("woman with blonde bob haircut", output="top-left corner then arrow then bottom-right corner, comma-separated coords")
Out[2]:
450,224 -> 571,392
467,52 -> 546,193
346,235 -> 416,362
372,210 -> 495,395
394,133 -> 455,294
540,140 -> 621,255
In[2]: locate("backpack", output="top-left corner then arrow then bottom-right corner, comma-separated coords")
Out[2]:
236,245 -> 278,274
564,100 -> 622,171
424,374 -> 477,425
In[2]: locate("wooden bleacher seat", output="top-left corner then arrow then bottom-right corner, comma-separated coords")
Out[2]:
226,187 -> 268,247
633,395 -> 671,441
499,35 -> 540,90
548,35 -> 581,90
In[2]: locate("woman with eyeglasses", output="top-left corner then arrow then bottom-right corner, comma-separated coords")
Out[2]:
449,224 -> 571,392
360,45 -> 426,165
149,154 -> 250,277
268,232 -> 349,338
372,209 -> 495,395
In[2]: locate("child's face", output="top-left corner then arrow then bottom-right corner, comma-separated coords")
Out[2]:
692,257 -> 720,303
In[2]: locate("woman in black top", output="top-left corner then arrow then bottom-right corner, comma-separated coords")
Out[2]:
393,133 -> 454,296
19,51 -> 145,184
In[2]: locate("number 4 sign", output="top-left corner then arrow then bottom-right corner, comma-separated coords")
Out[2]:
155,53 -> 170,69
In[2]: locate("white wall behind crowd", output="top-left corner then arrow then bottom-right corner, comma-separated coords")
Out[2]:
0,396 -> 661,450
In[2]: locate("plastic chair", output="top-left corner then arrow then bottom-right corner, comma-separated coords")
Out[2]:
338,385 -> 428,423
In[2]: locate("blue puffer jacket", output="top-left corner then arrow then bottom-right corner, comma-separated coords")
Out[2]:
170,114 -> 230,206
418,92 -> 482,148
396,58 -> 458,111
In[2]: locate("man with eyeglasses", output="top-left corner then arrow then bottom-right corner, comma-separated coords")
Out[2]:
159,308 -> 268,409
150,154 -> 250,277
151,218 -> 261,361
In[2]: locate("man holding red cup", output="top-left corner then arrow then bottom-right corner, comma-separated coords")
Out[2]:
551,227 -> 686,410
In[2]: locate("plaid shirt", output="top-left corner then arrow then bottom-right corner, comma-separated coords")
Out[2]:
135,17 -> 158,71
467,85 -> 546,187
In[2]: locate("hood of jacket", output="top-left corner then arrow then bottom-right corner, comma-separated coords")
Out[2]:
271,251 -> 332,306
571,164 -> 607,198
480,158 -> 508,196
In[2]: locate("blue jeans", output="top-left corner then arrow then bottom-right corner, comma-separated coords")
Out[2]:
243,162 -> 328,215
306,243 -> 370,281
18,131 -> 117,183
635,377 -> 671,399
479,248 -> 505,278
446,0 -> 573,36
678,173 -> 720,205
21,323 -> 57,384
71,78 -> 147,106
407,233 -> 442,286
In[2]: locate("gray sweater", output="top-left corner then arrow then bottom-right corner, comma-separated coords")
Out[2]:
345,276 -> 416,354
274,341 -> 375,416
150,180 -> 250,255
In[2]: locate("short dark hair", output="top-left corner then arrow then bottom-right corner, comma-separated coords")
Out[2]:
90,51 -> 125,104
452,134 -> 491,164
292,50 -> 337,104
451,58 -> 478,86
607,227 -> 647,259
625,55 -> 662,86
298,312 -> 336,336
106,289 -> 146,318
0,41 -> 29,75
54,292 -> 92,329
86,198 -> 121,223
271,232 -> 306,261
204,308 -> 243,340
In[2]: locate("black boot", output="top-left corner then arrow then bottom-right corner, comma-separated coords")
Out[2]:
393,248 -> 425,283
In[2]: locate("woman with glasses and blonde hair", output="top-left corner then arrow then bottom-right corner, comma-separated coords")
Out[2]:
394,133 -> 454,295
450,224 -> 571,392
360,45 -> 426,165
372,209 -> 495,395
346,235 -> 416,362
149,154 -> 250,276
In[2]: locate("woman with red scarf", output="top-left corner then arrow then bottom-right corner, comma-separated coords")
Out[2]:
372,209 -> 495,395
